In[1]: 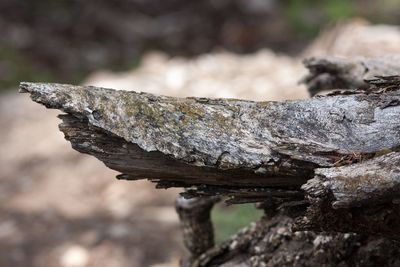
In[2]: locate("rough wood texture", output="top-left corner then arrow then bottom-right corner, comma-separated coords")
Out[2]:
19,82 -> 400,185
194,214 -> 400,267
303,55 -> 400,95
19,72 -> 400,265
293,151 -> 400,237
19,77 -> 400,238
304,152 -> 400,209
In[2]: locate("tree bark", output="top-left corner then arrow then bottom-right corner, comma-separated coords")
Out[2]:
20,79 -> 400,237
193,213 -> 400,267
302,55 -> 400,96
19,82 -> 400,192
19,74 -> 400,251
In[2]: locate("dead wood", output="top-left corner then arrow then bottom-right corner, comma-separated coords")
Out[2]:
19,82 -> 400,194
19,72 -> 400,243
194,214 -> 400,267
302,55 -> 400,96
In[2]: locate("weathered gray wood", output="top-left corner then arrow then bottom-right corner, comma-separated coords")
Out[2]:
18,71 -> 400,265
19,78 -> 400,239
304,152 -> 400,209
293,151 -> 400,237
303,55 -> 400,95
19,81 -> 400,204
20,82 -> 400,171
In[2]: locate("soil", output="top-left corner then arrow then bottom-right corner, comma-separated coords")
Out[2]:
0,92 -> 183,267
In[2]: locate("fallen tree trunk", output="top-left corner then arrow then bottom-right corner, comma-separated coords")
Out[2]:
20,79 -> 400,236
19,73 -> 400,265
20,81 -> 400,187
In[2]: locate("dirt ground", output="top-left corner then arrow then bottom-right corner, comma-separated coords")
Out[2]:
0,92 -> 183,267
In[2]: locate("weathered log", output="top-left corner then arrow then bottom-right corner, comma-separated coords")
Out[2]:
302,55 -> 400,96
20,81 -> 400,181
19,79 -> 400,237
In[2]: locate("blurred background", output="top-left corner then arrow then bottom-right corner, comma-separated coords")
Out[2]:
2,0 -> 400,266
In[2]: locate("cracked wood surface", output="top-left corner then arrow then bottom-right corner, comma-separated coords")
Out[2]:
19,81 -> 400,207
304,152 -> 400,209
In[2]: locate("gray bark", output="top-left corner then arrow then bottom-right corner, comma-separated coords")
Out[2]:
19,82 -> 400,186
304,152 -> 400,209
302,55 -> 400,96
19,74 -> 400,265
19,79 -> 400,238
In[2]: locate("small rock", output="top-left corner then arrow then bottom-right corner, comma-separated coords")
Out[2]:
60,245 -> 89,267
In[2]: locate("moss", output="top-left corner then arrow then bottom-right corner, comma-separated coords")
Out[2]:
214,113 -> 233,130
374,148 -> 393,157
175,102 -> 206,118
335,174 -> 391,193
256,101 -> 271,108
118,92 -> 165,124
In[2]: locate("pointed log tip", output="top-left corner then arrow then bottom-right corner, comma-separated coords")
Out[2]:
19,82 -> 70,95
19,81 -> 51,94
19,81 -> 33,93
